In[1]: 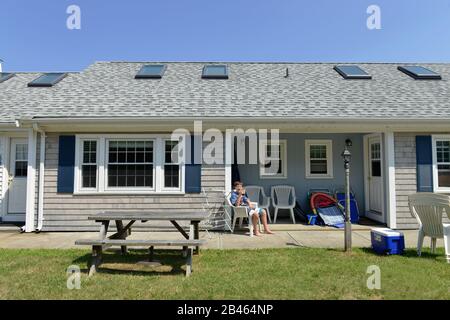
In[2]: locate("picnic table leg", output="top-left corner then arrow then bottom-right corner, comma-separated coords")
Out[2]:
99,221 -> 109,240
192,221 -> 200,255
185,224 -> 194,277
89,245 -> 102,276
115,220 -> 128,255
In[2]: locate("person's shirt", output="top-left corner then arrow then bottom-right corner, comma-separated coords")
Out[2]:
230,190 -> 249,207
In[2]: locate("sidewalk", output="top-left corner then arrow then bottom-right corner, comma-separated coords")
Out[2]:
0,229 -> 444,250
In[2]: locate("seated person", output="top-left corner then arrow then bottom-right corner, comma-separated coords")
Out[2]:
230,181 -> 273,236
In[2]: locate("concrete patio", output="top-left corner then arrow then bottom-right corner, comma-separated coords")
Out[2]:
0,226 -> 445,250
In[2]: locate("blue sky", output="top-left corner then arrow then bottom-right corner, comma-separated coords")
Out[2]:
1,0 -> 450,71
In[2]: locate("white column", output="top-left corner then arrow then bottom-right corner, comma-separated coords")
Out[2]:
224,131 -> 232,194
25,129 -> 37,232
383,132 -> 397,229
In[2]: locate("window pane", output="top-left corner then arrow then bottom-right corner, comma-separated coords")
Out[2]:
438,164 -> 450,187
437,141 -> 450,163
107,164 -> 153,188
165,140 -> 179,163
164,164 -> 180,188
310,145 -> 326,159
310,160 -> 327,174
371,160 -> 381,177
15,161 -> 28,177
81,164 -> 96,188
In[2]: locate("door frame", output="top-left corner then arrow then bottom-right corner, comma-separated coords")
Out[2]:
0,134 -> 28,222
363,133 -> 386,223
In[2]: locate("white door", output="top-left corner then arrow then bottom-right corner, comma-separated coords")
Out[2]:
367,136 -> 384,220
7,139 -> 28,215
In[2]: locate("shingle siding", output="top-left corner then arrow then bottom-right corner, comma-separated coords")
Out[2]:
394,133 -> 450,229
40,133 -> 226,231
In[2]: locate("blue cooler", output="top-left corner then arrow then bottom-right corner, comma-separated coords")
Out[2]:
371,228 -> 405,255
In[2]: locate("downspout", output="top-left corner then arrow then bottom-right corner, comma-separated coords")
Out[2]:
32,124 -> 46,232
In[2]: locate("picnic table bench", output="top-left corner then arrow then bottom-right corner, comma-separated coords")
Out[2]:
75,211 -> 208,277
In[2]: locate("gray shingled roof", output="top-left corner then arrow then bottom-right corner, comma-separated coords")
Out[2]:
1,61 -> 450,123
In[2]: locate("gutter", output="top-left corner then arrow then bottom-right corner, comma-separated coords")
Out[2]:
32,124 -> 46,232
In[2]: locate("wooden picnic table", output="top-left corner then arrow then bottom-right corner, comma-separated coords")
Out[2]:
76,211 -> 209,276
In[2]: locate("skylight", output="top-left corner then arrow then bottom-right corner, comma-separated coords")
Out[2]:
28,73 -> 67,87
334,65 -> 372,79
0,73 -> 15,83
135,64 -> 166,79
398,66 -> 441,80
202,65 -> 228,79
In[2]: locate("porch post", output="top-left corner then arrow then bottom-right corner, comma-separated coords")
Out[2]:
25,128 -> 37,232
383,132 -> 397,229
225,131 -> 232,194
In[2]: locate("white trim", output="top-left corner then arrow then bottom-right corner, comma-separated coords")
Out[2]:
259,139 -> 287,179
74,134 -> 185,195
305,139 -> 333,179
0,136 -> 8,218
383,132 -> 396,228
37,131 -> 46,231
431,135 -> 450,193
25,129 -> 36,232
225,133 -> 232,193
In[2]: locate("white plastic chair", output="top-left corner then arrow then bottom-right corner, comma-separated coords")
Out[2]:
245,185 -> 271,223
408,193 -> 450,259
271,185 -> 296,224
225,192 -> 261,237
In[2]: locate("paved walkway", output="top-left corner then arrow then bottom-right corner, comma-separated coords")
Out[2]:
0,228 -> 445,250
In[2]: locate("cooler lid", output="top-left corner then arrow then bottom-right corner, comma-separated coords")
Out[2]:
371,228 -> 403,237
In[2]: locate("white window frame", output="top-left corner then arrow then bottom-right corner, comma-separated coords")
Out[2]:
432,135 -> 450,193
74,134 -> 185,195
305,139 -> 333,179
259,139 -> 287,179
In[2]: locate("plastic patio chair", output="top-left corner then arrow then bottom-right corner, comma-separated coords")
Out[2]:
408,193 -> 450,259
271,185 -> 297,224
245,185 -> 272,223
225,192 -> 261,237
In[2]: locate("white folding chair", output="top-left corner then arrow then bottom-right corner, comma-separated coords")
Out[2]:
271,185 -> 296,224
408,193 -> 450,260
245,185 -> 272,223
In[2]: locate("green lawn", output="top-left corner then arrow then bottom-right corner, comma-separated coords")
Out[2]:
0,247 -> 449,299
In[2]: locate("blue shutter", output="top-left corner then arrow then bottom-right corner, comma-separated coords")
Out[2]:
416,136 -> 434,192
57,135 -> 76,193
185,135 -> 202,193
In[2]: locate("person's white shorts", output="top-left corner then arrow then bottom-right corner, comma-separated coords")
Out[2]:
249,207 -> 264,217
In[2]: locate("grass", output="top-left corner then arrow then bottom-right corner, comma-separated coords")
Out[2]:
0,247 -> 449,299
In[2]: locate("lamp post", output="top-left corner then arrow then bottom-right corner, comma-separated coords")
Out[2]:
341,141 -> 352,252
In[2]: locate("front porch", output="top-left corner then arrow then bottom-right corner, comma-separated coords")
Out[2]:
230,132 -> 397,228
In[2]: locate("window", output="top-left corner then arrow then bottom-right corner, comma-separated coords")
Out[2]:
81,140 -> 97,189
14,144 -> 28,177
202,65 -> 228,79
28,73 -> 67,87
107,140 -> 154,188
75,135 -> 184,194
135,64 -> 166,79
259,140 -> 287,178
334,65 -> 372,79
305,140 -> 333,178
398,66 -> 441,80
432,137 -> 450,191
370,143 -> 382,177
0,73 -> 14,83
164,140 -> 180,188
